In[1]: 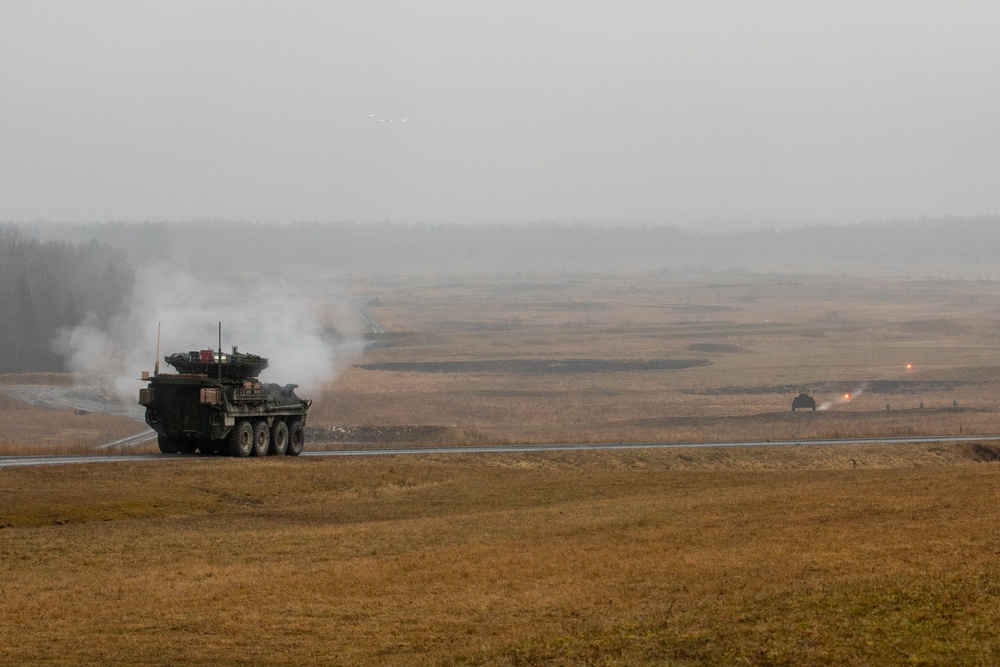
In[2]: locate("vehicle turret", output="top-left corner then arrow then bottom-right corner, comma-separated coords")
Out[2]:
163,346 -> 269,378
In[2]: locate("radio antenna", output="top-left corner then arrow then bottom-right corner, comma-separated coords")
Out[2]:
218,321 -> 223,381
154,322 -> 161,375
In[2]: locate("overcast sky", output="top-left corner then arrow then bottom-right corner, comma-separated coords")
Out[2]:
2,1 -> 998,231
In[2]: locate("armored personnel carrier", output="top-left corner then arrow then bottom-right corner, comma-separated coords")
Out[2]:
139,346 -> 311,457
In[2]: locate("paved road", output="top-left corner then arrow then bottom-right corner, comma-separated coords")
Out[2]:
95,429 -> 157,450
4,434 -> 1000,468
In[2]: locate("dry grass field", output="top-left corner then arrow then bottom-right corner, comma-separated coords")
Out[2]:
316,272 -> 1000,446
3,271 -> 1000,665
3,448 -> 1000,665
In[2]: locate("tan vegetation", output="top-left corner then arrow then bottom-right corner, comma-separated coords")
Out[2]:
3,272 -> 1000,664
5,272 -> 999,451
2,449 -> 1000,665
315,273 -> 1000,445
0,390 -> 143,455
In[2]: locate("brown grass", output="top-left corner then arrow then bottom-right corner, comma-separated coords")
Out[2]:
315,273 -> 1000,445
5,273 -> 1000,451
2,449 -> 1000,665
4,272 -> 1000,664
0,391 -> 143,454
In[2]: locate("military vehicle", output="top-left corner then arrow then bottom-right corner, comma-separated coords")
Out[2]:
139,346 -> 311,457
791,392 -> 817,412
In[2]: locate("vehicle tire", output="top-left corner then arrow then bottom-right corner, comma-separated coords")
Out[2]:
157,435 -> 177,454
269,420 -> 288,456
226,420 -> 254,457
287,420 -> 304,456
251,421 -> 270,457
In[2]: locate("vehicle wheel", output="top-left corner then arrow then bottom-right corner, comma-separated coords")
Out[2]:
287,421 -> 305,456
226,420 -> 254,457
157,435 -> 177,454
269,420 -> 288,456
251,421 -> 270,457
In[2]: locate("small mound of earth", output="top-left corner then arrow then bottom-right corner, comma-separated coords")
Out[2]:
963,443 -> 1000,462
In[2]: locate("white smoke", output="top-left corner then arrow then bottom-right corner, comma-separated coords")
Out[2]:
816,381 -> 869,411
53,264 -> 362,403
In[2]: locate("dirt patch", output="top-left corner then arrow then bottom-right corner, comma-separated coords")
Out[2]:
658,304 -> 741,313
688,343 -> 746,353
357,358 -> 712,374
898,319 -> 971,336
626,407 -> 988,431
960,443 -> 1000,462
308,424 -> 463,445
431,319 -> 526,332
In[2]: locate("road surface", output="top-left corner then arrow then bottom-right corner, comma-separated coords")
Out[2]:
3,434 -> 1000,468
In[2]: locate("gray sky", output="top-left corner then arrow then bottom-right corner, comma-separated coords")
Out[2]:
2,1 -> 998,230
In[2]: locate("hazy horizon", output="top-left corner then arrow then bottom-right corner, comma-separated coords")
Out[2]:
3,2 -> 998,229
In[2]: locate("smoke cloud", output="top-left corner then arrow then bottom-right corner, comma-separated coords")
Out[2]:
53,264 -> 361,403
817,382 -> 869,411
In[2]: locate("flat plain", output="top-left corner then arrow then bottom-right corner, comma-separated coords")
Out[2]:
318,272 -> 1000,446
3,271 -> 1000,665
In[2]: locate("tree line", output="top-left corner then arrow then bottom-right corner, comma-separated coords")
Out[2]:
20,216 -> 1000,276
0,227 -> 134,373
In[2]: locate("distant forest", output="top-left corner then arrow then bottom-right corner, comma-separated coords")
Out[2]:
2,217 -> 998,374
19,216 -> 1000,277
0,228 -> 133,373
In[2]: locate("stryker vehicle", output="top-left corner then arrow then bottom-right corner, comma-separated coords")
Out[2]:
139,346 -> 311,457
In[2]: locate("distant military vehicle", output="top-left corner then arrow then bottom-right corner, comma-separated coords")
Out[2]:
791,393 -> 816,412
139,346 -> 311,457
